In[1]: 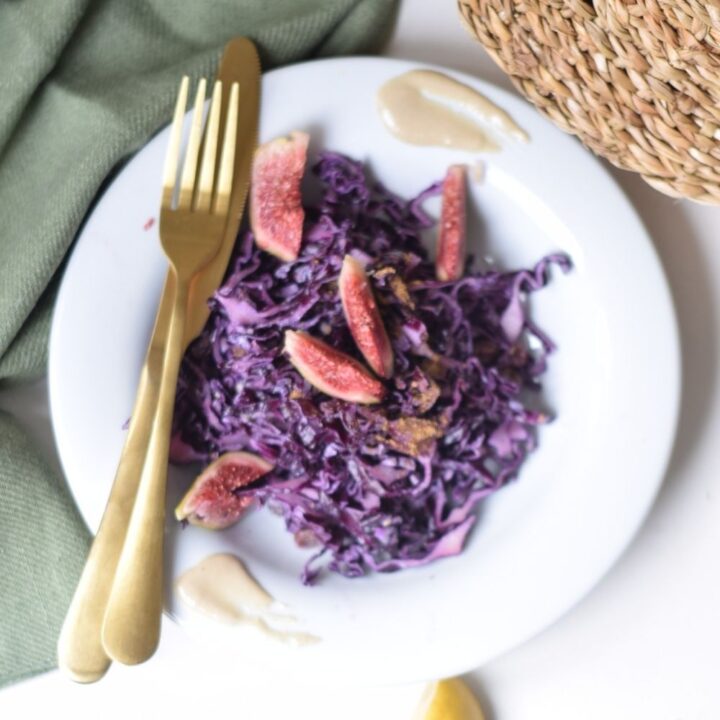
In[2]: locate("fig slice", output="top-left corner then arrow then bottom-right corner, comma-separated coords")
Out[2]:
435,164 -> 466,282
284,330 -> 385,404
339,255 -> 394,378
175,451 -> 272,530
250,131 -> 309,262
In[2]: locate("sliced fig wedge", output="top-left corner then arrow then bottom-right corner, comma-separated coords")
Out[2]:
339,255 -> 394,378
250,131 -> 309,262
284,330 -> 385,404
175,451 -> 272,530
435,164 -> 466,282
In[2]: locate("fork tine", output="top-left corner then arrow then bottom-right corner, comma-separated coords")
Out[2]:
161,76 -> 189,208
178,78 -> 207,210
214,82 -> 239,216
195,81 -> 222,213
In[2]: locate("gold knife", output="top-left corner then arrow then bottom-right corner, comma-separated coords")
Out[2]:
57,37 -> 261,683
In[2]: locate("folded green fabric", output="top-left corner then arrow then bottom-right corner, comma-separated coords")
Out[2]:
0,0 -> 396,688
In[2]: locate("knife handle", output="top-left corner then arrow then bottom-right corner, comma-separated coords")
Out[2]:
56,273 -> 175,682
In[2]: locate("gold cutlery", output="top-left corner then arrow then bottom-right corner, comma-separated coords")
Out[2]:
99,73 -> 238,664
57,38 -> 260,682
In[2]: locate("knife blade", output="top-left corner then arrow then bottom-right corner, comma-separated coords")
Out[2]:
57,37 -> 261,683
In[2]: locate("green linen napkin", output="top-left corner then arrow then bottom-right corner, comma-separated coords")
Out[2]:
0,0 -> 396,688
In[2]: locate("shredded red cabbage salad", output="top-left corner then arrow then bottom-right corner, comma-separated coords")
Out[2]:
171,151 -> 571,583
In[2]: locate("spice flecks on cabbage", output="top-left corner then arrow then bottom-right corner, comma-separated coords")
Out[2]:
171,151 -> 571,583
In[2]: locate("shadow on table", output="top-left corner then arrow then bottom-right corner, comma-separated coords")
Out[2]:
609,167 -> 718,506
462,673 -> 497,720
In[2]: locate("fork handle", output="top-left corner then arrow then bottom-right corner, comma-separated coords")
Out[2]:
56,273 -> 176,682
101,271 -> 189,665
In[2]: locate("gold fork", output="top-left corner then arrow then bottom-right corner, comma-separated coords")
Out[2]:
100,76 -> 239,665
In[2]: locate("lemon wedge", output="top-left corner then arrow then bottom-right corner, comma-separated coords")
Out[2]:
414,678 -> 485,720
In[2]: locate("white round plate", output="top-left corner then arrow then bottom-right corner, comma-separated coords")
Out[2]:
49,57 -> 680,685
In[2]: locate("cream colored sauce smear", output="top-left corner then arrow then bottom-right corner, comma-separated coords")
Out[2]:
471,159 -> 486,184
376,69 -> 529,152
175,553 -> 319,646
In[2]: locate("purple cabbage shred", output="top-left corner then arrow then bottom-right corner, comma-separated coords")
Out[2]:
171,151 -> 571,584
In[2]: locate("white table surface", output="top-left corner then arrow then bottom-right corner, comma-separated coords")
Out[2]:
2,2 -> 719,718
